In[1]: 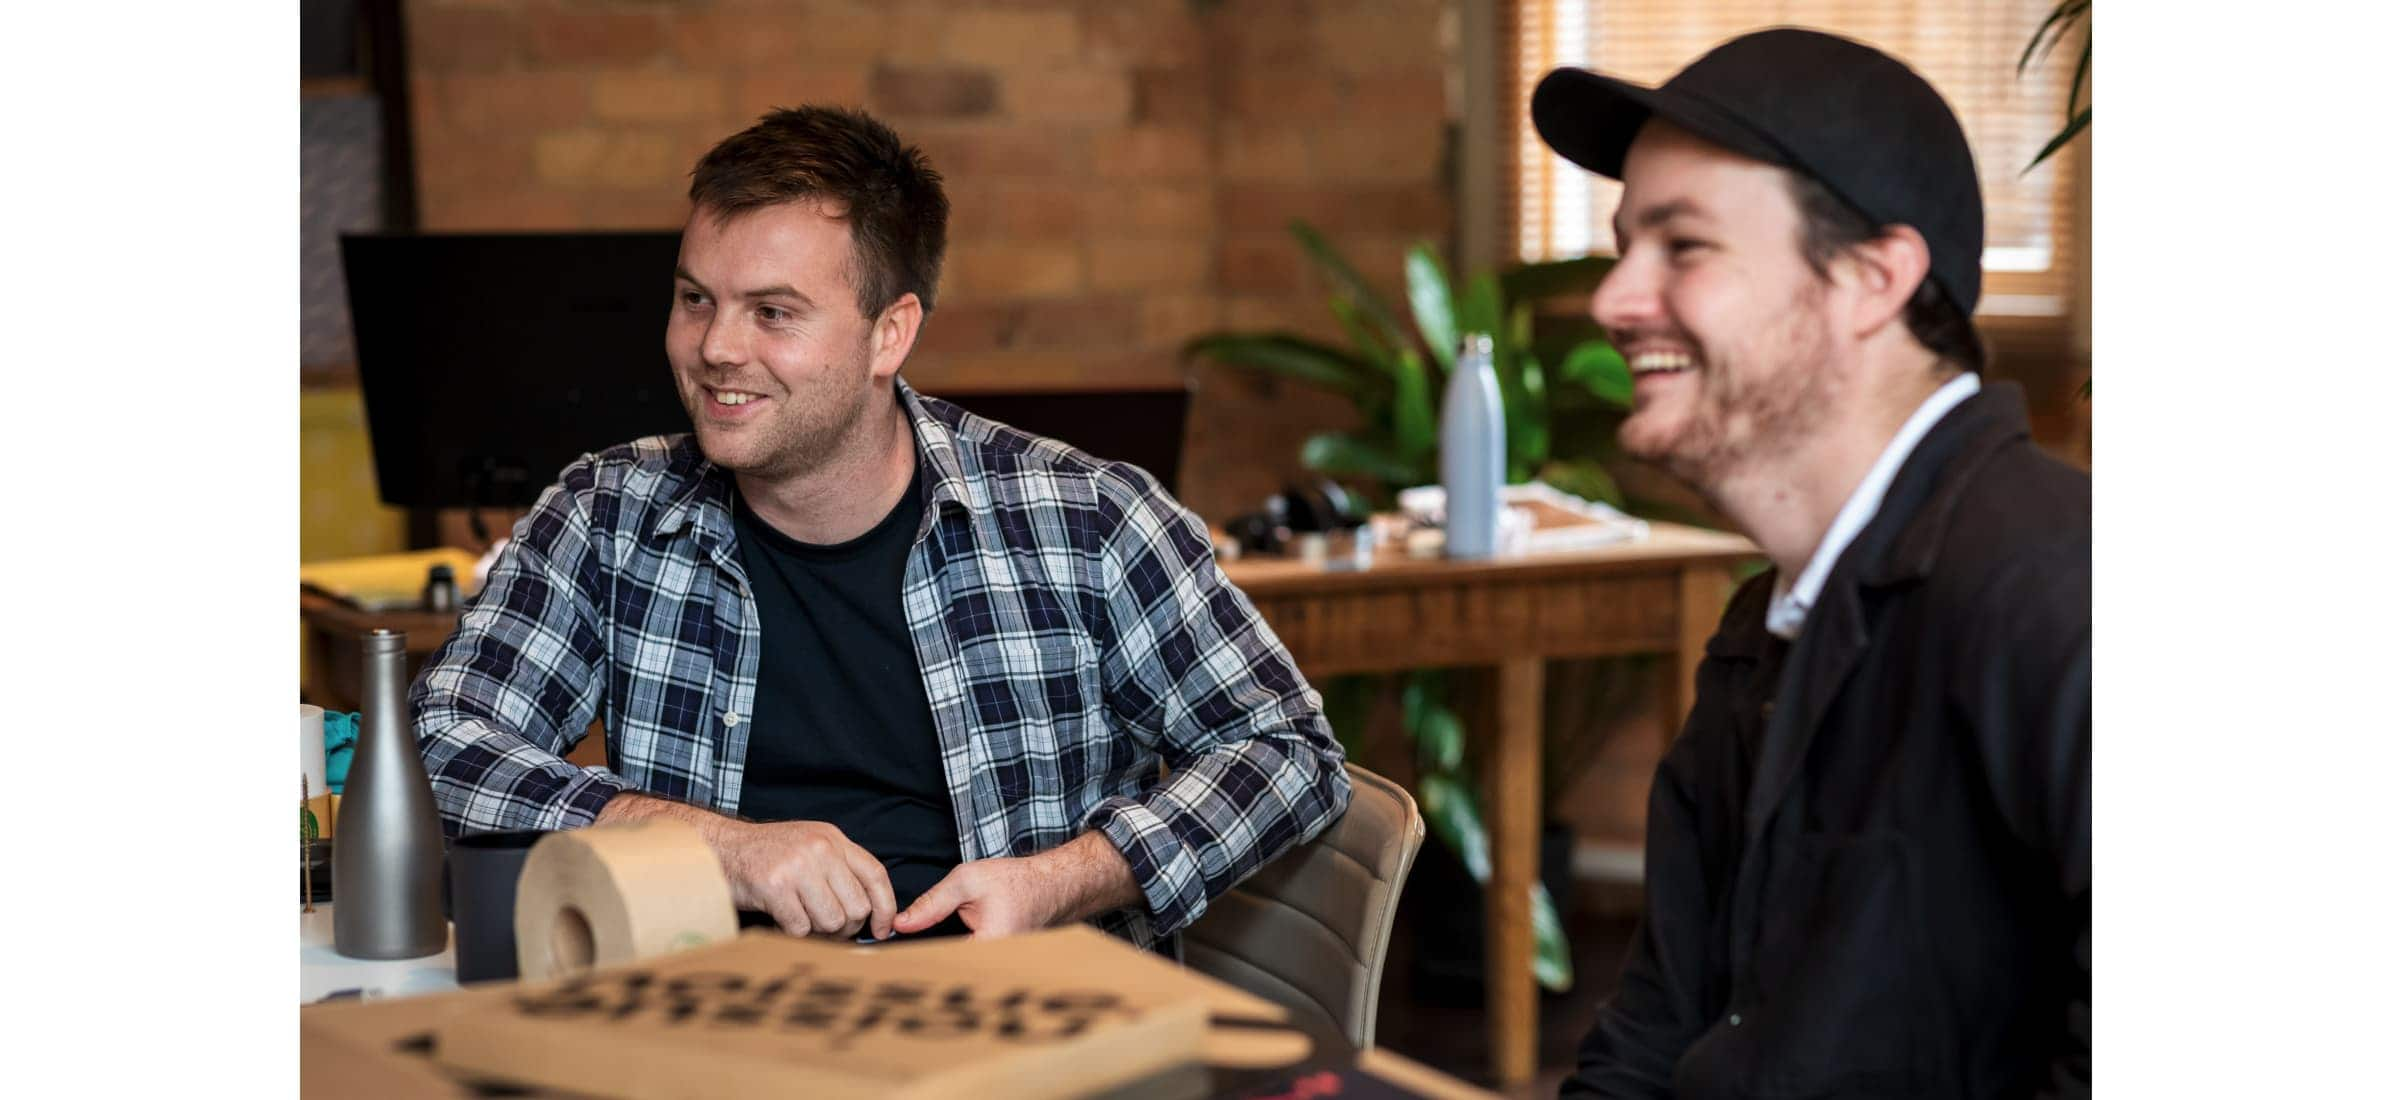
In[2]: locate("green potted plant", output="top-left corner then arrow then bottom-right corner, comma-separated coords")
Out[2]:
1185,221 -> 1637,992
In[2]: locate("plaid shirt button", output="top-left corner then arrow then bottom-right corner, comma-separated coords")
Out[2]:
722,711 -> 741,727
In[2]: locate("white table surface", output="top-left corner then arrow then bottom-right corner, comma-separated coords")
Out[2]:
300,904 -> 461,1004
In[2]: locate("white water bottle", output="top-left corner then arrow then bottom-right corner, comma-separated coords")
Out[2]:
1440,333 -> 1505,559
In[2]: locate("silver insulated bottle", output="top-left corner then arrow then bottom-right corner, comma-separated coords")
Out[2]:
332,629 -> 447,959
1440,333 -> 1505,559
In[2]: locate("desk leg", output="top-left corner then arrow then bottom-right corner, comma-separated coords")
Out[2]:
1487,656 -> 1544,1087
1672,565 -> 1734,730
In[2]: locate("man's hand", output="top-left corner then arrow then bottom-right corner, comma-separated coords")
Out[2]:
893,830 -> 1143,940
597,791 -> 895,940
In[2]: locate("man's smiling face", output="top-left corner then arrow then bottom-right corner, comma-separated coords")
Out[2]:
665,199 -> 886,483
1590,120 -> 1850,490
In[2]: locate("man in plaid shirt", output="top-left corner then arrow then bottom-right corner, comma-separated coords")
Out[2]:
410,106 -> 1350,952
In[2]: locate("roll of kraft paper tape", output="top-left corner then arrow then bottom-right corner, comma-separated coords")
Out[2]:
513,820 -> 739,982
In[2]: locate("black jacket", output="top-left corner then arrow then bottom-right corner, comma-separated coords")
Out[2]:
1563,383 -> 2090,1099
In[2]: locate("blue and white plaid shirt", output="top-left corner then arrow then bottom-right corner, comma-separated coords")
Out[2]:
410,379 -> 1350,947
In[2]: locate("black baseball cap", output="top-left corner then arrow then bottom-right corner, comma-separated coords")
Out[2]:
1532,28 -> 1986,359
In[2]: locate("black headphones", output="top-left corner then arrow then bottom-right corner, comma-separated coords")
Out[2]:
1225,478 -> 1367,556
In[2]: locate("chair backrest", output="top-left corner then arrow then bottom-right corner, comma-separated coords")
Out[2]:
1182,765 -> 1426,1047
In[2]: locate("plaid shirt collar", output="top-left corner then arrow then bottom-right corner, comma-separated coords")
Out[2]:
648,376 -> 974,553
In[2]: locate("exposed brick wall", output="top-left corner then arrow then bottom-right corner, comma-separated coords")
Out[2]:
403,0 -> 1456,521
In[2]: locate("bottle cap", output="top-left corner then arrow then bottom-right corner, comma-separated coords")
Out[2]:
364,628 -> 409,654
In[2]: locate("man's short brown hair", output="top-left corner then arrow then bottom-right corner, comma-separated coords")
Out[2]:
689,105 -> 949,317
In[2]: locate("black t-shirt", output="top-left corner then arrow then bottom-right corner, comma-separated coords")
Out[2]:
731,463 -> 963,919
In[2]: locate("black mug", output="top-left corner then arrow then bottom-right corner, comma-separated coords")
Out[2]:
447,830 -> 548,984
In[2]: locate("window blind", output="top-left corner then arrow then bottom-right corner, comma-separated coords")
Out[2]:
1505,0 -> 2081,315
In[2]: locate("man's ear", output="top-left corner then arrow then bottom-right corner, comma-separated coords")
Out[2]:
1839,224 -> 1933,341
868,292 -> 924,381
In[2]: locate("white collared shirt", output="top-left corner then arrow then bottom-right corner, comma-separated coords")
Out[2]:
1765,373 -> 1981,640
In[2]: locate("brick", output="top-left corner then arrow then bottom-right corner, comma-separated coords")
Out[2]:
1214,8 -> 1319,67
1089,183 -> 1212,236
906,349 -> 1126,392
731,67 -> 872,116
1138,293 -> 1225,349
1002,70 -> 1133,125
420,189 -> 584,232
1228,73 -> 1345,121
1088,237 -> 1212,292
1220,182 -> 1448,236
939,9 -> 1083,69
406,5 -> 525,72
1219,122 -> 1315,182
1349,71 -> 1448,120
1087,126 -> 1208,180
1131,67 -> 1212,126
1314,3 -> 1445,74
920,298 -> 1141,356
912,127 -> 1088,179
1216,235 -> 1308,296
948,185 -> 1089,240
1311,122 -> 1445,182
533,129 -> 683,190
870,66 -> 999,119
943,240 -> 1085,301
592,72 -> 728,125
666,4 -> 808,68
1018,297 -> 1142,349
526,7 -> 668,67
1084,5 -> 1204,68
413,137 -> 536,201
577,189 -> 696,230
1226,295 -> 1341,344
411,72 -> 591,135
913,302 -> 1016,358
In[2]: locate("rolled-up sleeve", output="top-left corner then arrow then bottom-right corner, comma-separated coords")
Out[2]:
408,462 -> 630,837
1076,465 -> 1351,936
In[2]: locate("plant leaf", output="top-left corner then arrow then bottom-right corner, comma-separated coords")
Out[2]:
1499,255 -> 1616,303
2022,108 -> 2090,175
1301,432 -> 1423,486
1316,674 -> 1378,761
1183,332 -> 1385,399
1291,220 -> 1413,359
1530,883 -> 1575,990
1539,458 -> 1625,508
1510,304 -> 1550,473
1391,348 -> 1438,466
1414,703 -> 1466,773
1406,244 -> 1460,372
1457,272 -> 1504,343
1559,341 -> 1634,407
2018,0 -> 2091,76
1417,768 -> 1575,992
2066,41 -> 2091,121
1325,298 -> 1400,384
1417,770 -> 1492,883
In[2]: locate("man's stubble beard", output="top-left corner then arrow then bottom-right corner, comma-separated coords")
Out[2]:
1628,284 -> 1845,495
688,346 -> 880,484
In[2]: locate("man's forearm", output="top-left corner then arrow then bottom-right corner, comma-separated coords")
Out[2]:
595,789 -> 742,847
1034,830 -> 1146,924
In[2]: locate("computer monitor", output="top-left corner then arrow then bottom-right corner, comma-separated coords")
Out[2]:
923,388 -> 1192,497
342,231 -> 689,509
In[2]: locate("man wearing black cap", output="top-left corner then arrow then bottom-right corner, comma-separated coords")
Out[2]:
1532,29 -> 2088,1099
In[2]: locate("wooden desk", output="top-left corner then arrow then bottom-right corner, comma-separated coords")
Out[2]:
1220,522 -> 1759,1086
